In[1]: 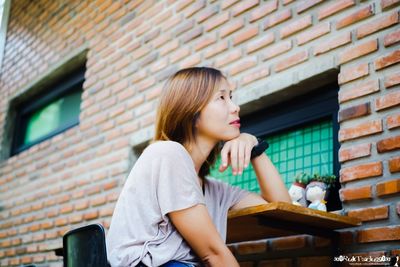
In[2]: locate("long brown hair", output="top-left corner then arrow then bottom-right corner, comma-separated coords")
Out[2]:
153,67 -> 226,180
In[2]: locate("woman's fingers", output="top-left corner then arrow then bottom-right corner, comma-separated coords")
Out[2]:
244,143 -> 251,170
237,142 -> 245,175
219,143 -> 230,171
230,141 -> 238,175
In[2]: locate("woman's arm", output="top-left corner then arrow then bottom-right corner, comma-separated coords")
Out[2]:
219,133 -> 291,211
169,204 -> 240,267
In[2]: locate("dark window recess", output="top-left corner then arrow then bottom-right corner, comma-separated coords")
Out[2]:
240,84 -> 341,211
11,68 -> 85,156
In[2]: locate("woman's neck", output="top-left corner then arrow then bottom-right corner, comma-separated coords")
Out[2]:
185,136 -> 217,185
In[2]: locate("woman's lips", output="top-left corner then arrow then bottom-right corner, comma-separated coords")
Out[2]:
230,122 -> 241,128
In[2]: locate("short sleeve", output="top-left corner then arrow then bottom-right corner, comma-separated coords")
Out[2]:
220,181 -> 251,209
155,148 -> 206,217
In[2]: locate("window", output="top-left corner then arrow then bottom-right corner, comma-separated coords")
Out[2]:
210,84 -> 341,211
0,0 -> 11,72
11,67 -> 85,156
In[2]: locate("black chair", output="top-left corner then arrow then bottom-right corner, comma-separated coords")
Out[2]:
63,223 -> 109,267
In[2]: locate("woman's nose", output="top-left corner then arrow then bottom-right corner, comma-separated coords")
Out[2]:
230,100 -> 240,114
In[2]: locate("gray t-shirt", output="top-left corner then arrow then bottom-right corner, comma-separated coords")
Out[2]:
106,141 -> 250,267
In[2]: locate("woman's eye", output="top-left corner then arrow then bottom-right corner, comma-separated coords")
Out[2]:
219,95 -> 225,100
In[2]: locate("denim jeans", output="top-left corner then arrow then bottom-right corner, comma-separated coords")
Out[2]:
161,260 -> 195,267
137,260 -> 195,267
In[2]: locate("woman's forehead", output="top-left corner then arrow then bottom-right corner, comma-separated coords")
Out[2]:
218,79 -> 234,91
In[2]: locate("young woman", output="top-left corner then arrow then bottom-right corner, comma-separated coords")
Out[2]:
106,67 -> 291,267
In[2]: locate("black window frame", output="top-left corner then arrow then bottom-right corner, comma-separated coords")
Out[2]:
11,67 -> 85,156
241,84 -> 342,211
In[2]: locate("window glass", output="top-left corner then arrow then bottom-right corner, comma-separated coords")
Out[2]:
24,90 -> 82,145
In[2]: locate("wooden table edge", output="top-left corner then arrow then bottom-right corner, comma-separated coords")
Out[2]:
228,201 -> 361,227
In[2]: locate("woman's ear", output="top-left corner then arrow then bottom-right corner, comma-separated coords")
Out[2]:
193,112 -> 200,128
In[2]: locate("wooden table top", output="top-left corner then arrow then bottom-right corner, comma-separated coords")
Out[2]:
226,202 -> 361,244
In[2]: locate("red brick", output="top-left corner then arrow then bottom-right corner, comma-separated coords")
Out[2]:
375,91 -> 400,111
381,0 -> 400,10
336,5 -> 374,29
358,226 -> 400,243
347,205 -> 389,222
228,58 -> 257,76
69,214 -> 83,224
384,71 -> 400,88
340,185 -> 372,201
357,11 -> 399,39
205,40 -> 228,58
298,256 -> 332,267
318,0 -> 355,20
102,180 -> 117,191
246,32 -> 275,54
75,200 -> 89,211
220,18 -> 244,38
280,15 -> 312,39
196,5 -> 218,23
194,34 -> 217,51
297,22 -> 330,45
204,12 -> 229,31
221,0 -> 241,9
55,218 -> 68,227
263,9 -> 292,29
236,240 -> 267,255
339,80 -> 380,103
339,102 -> 371,122
240,67 -> 270,86
215,49 -> 242,68
232,0 -> 259,17
183,0 -> 205,18
249,0 -> 278,22
374,49 -> 400,71
275,50 -> 308,72
385,29 -> 400,47
297,0 -> 324,14
339,119 -> 382,142
387,113 -> 400,129
159,39 -> 179,56
314,32 -> 351,55
270,235 -> 307,250
340,161 -> 383,182
60,204 -> 73,214
100,206 -> 115,217
338,63 -> 369,85
377,135 -> 400,153
389,157 -> 400,173
179,54 -> 201,68
263,40 -> 292,61
339,143 -> 371,162
339,39 -> 378,64
176,0 -> 195,12
376,179 -> 400,197
182,26 -> 203,43
83,211 -> 99,220
233,26 -> 258,46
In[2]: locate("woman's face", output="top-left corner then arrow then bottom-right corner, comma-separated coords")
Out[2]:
195,79 -> 241,143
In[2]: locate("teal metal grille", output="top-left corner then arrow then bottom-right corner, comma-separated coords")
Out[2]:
209,119 -> 333,192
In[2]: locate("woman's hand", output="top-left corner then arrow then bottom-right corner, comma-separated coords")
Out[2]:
218,133 -> 258,175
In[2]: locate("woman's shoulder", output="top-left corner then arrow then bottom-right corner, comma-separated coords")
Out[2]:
143,140 -> 188,157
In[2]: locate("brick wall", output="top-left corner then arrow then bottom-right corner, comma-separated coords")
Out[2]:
0,0 -> 399,266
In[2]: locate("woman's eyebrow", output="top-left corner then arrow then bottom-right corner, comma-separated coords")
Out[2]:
219,89 -> 233,93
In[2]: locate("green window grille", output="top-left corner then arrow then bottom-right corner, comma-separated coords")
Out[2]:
209,119 -> 333,193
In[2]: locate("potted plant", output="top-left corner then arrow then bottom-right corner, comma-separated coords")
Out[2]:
309,173 -> 336,189
289,172 -> 311,207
